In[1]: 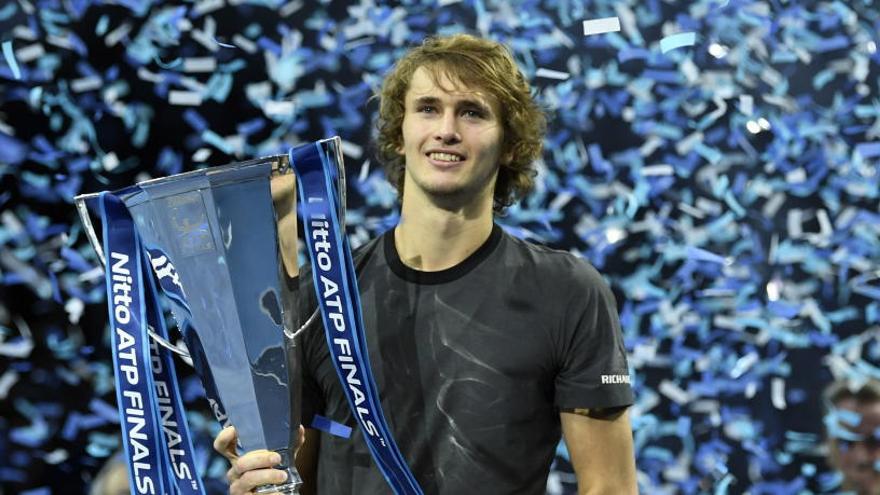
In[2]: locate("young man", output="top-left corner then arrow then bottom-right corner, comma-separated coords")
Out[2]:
215,34 -> 637,494
825,379 -> 880,495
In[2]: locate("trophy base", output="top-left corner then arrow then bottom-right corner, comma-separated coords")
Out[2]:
254,481 -> 301,494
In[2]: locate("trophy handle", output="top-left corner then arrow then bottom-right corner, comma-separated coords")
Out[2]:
147,326 -> 193,362
74,193 -> 107,267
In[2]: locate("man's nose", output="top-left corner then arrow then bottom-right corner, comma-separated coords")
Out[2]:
434,111 -> 461,144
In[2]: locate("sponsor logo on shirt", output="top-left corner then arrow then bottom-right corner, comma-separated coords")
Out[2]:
601,374 -> 631,385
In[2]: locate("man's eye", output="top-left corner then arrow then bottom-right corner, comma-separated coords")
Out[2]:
417,105 -> 436,113
462,109 -> 484,119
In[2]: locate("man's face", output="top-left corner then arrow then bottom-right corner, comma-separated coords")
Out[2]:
829,398 -> 880,495
397,66 -> 507,208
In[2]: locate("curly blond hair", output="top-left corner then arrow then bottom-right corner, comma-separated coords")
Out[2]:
375,34 -> 546,212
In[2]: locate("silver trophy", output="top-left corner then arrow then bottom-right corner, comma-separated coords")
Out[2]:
75,137 -> 348,494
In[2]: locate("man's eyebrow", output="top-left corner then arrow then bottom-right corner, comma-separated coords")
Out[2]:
412,96 -> 440,106
457,99 -> 493,114
410,96 -> 493,114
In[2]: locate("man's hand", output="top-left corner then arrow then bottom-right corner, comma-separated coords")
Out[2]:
213,425 -> 304,495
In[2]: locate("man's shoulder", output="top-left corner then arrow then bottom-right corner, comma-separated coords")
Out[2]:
498,229 -> 606,286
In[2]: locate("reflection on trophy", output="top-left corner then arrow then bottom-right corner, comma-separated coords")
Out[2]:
75,137 -> 348,495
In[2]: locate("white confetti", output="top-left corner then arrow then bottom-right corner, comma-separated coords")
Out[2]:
0,369 -> 19,399
535,68 -> 570,80
262,100 -> 295,117
340,139 -> 363,160
279,0 -> 304,16
730,352 -> 758,378
549,191 -> 574,212
193,0 -> 224,15
678,202 -> 705,219
71,76 -> 102,93
642,164 -> 674,176
169,90 -> 203,106
102,151 -> 119,171
46,34 -> 74,51
232,34 -> 257,54
12,25 -> 37,41
15,43 -> 44,63
582,17 -> 621,36
0,321 -> 34,359
44,449 -> 69,465
739,95 -> 754,115
64,298 -> 84,324
191,28 -> 220,52
137,67 -> 164,83
192,148 -> 212,162
183,57 -> 217,73
762,193 -> 785,218
659,379 -> 691,404
786,209 -> 803,239
358,159 -> 371,183
104,22 -> 132,47
771,378 -> 787,409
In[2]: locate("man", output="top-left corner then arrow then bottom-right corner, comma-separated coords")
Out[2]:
825,379 -> 880,495
215,34 -> 637,494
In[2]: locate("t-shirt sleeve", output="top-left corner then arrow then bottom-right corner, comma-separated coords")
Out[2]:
554,261 -> 633,410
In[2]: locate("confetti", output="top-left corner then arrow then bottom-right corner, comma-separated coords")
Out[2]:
183,57 -> 217,73
1,40 -> 21,80
534,68 -> 570,80
168,90 -> 203,106
582,17 -> 621,36
659,32 -> 697,53
3,1 -> 880,493
855,142 -> 880,159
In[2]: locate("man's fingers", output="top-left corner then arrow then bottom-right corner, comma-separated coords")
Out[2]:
232,467 -> 289,491
232,450 -> 282,478
213,426 -> 238,460
226,450 -> 285,495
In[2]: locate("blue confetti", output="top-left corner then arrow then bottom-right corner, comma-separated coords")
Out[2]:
659,32 -> 697,53
310,414 -> 352,438
2,40 -> 22,80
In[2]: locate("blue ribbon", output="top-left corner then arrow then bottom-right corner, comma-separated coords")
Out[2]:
100,191 -> 206,495
289,142 -> 424,495
142,252 -> 206,494
143,245 -> 230,429
101,191 -> 169,495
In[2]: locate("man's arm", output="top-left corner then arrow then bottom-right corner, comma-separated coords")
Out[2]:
560,407 -> 638,495
294,428 -> 319,495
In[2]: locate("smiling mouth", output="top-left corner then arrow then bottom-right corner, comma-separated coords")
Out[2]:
427,152 -> 464,163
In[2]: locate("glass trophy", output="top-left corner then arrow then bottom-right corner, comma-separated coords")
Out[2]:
75,137 -> 348,494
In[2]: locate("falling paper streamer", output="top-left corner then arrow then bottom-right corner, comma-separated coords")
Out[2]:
582,17 -> 621,36
535,68 -> 571,80
1,0 -> 880,493
2,40 -> 22,79
168,90 -> 203,106
660,32 -> 697,53
855,142 -> 880,159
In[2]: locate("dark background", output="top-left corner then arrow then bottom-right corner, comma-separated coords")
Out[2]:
1,0 -> 879,493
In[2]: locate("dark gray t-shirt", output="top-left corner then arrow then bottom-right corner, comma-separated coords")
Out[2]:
296,224 -> 632,494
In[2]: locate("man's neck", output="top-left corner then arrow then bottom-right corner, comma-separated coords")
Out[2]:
394,191 -> 495,272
